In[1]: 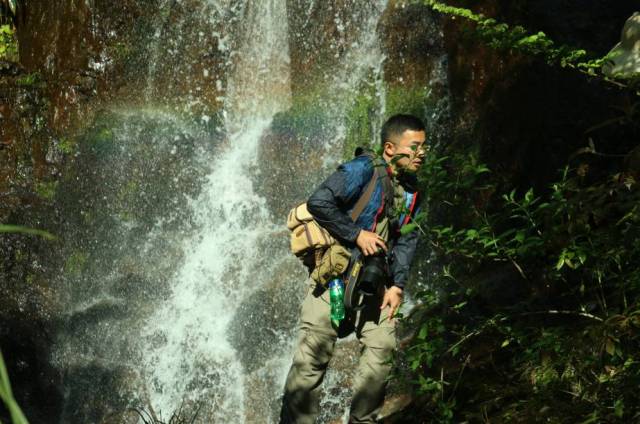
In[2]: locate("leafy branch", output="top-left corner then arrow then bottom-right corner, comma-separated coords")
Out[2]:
0,350 -> 29,424
418,0 -> 639,93
0,225 -> 56,240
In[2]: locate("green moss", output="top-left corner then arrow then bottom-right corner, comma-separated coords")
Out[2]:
65,251 -> 88,276
96,128 -> 114,143
272,95 -> 329,138
0,24 -> 18,62
81,209 -> 95,226
15,72 -> 41,87
342,82 -> 431,160
84,124 -> 117,156
35,181 -> 58,200
58,137 -> 77,154
384,84 -> 430,120
116,180 -> 139,221
14,248 -> 24,262
343,82 -> 379,159
110,41 -> 132,62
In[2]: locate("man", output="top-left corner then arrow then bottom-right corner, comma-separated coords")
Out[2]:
280,114 -> 427,423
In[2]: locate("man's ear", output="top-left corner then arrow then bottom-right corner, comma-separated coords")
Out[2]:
383,141 -> 395,157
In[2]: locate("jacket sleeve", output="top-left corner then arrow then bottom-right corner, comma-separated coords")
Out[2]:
390,207 -> 421,289
307,159 -> 371,244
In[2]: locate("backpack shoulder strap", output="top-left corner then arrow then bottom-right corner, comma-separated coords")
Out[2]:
349,151 -> 393,222
349,163 -> 377,222
378,165 -> 394,217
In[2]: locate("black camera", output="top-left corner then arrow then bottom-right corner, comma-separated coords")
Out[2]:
358,254 -> 388,295
344,250 -> 389,311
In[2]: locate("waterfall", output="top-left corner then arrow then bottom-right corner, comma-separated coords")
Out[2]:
139,0 -> 291,421
50,0 -> 391,422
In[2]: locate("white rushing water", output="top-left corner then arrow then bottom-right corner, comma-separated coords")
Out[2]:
139,0 -> 291,421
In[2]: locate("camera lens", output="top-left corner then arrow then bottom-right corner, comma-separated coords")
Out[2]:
359,255 -> 387,294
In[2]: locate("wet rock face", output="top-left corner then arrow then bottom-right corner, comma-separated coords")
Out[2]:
379,1 -> 444,88
0,232 -> 64,424
14,0 -> 237,131
256,110 -> 331,219
227,258 -> 306,374
378,1 -> 451,145
0,81 -> 52,222
14,0 -> 97,131
286,1 -> 385,94
89,0 -> 246,112
15,0 -> 93,76
0,323 -> 63,424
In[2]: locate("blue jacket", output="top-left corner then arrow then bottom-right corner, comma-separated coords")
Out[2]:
307,155 -> 420,289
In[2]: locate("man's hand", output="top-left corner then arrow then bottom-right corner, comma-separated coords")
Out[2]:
380,286 -> 403,322
356,230 -> 387,256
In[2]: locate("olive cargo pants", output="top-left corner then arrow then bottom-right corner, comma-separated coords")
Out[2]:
280,281 -> 397,424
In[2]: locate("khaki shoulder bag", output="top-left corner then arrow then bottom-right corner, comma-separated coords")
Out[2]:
287,155 -> 389,284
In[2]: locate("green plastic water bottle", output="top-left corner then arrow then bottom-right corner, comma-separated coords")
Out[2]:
329,278 -> 345,326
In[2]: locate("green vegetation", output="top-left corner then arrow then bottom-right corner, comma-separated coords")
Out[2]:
34,181 -> 58,201
343,79 -> 379,158
0,225 -> 55,240
0,350 -> 29,424
402,149 -> 639,421
385,84 -> 429,120
64,251 -> 88,276
343,82 -> 430,160
57,138 -> 77,154
271,89 -> 330,141
0,23 -> 17,62
132,403 -> 200,424
418,0 -> 640,93
14,73 -> 41,87
379,2 -> 640,422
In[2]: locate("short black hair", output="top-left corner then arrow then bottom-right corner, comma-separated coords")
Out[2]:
380,114 -> 426,147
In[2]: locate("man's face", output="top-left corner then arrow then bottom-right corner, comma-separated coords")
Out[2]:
384,129 -> 427,173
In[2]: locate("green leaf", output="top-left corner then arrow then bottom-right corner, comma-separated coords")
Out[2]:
0,350 -> 30,424
418,325 -> 428,340
614,399 -> 624,418
0,225 -> 56,240
524,188 -> 534,203
474,164 -> 490,174
410,359 -> 421,371
605,338 -> 615,356
400,222 -> 418,235
555,254 -> 565,270
453,301 -> 467,310
501,339 -> 510,348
